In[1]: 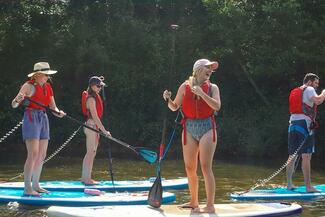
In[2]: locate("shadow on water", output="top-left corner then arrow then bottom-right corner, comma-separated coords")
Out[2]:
0,155 -> 325,216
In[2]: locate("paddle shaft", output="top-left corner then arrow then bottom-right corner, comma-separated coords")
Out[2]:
24,97 -> 139,154
148,24 -> 179,208
102,86 -> 115,188
159,24 -> 178,160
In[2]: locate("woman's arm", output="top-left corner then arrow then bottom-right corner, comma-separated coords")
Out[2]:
192,83 -> 221,111
11,83 -> 32,108
163,82 -> 185,111
49,96 -> 66,118
87,97 -> 110,135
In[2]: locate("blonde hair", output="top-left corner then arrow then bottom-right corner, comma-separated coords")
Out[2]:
187,68 -> 205,88
30,73 -> 52,83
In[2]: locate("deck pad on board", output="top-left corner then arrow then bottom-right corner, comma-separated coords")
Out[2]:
0,189 -> 175,206
0,178 -> 187,192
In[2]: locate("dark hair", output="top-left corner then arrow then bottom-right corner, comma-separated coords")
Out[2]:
87,85 -> 96,96
303,73 -> 319,84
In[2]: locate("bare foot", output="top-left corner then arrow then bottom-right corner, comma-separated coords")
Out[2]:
23,189 -> 40,197
82,179 -> 98,185
192,205 -> 215,213
287,185 -> 297,190
34,187 -> 49,193
306,186 -> 321,193
177,202 -> 199,209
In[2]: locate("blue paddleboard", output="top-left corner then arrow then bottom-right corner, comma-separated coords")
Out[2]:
0,189 -> 175,206
47,203 -> 302,217
0,177 -> 188,192
231,184 -> 324,200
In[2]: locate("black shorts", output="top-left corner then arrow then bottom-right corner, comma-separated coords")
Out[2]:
288,120 -> 315,155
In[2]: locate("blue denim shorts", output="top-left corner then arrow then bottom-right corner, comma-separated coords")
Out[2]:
186,117 -> 213,141
288,120 -> 314,155
22,109 -> 50,141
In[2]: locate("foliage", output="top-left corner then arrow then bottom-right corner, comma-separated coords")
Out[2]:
0,0 -> 325,160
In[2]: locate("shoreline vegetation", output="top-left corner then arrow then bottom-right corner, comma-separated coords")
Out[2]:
0,1 -> 324,160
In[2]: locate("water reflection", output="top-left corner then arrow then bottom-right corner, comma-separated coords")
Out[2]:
0,157 -> 324,216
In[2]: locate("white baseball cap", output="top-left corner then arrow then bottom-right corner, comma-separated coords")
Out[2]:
193,59 -> 219,72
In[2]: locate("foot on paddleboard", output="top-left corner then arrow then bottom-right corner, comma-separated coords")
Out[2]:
192,205 -> 215,214
23,190 -> 41,197
34,187 -> 49,194
306,186 -> 321,193
82,181 -> 99,185
178,202 -> 199,210
287,185 -> 296,191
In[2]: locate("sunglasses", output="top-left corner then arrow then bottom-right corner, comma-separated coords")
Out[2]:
96,85 -> 102,88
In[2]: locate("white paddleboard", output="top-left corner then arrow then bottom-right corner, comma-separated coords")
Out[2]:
47,203 -> 302,217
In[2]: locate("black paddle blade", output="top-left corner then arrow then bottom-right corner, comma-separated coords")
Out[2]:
148,172 -> 163,208
138,149 -> 157,164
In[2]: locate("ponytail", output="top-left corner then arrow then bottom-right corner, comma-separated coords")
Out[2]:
187,67 -> 205,87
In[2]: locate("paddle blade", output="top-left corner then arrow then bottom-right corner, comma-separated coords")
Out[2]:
148,172 -> 163,208
138,149 -> 157,164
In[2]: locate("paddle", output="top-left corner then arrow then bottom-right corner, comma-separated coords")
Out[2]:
23,97 -> 157,164
148,24 -> 179,208
101,84 -> 115,189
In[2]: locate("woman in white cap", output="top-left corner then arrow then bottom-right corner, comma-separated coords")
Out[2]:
11,62 -> 66,196
163,59 -> 221,213
81,76 -> 111,185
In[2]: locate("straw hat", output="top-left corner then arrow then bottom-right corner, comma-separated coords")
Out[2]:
27,62 -> 57,77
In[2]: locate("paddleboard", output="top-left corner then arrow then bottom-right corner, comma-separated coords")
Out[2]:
0,189 -> 175,206
231,184 -> 325,200
47,203 -> 302,217
0,177 -> 188,192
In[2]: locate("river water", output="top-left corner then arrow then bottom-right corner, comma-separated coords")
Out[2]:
0,156 -> 324,216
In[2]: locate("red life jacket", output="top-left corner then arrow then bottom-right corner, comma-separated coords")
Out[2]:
182,81 -> 215,119
181,81 -> 216,145
26,80 -> 53,110
81,91 -> 103,120
289,87 -> 317,121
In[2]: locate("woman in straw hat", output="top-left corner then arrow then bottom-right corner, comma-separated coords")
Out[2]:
11,62 -> 66,196
162,59 -> 221,213
81,76 -> 111,185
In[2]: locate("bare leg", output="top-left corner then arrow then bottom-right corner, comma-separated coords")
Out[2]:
182,131 -> 199,209
301,153 -> 319,192
286,155 -> 297,190
24,139 -> 40,196
195,129 -> 217,213
81,128 -> 98,184
32,139 -> 49,193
